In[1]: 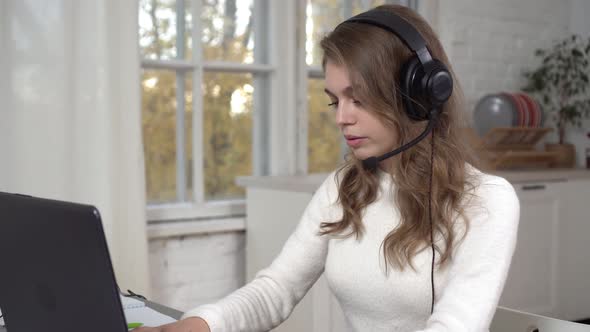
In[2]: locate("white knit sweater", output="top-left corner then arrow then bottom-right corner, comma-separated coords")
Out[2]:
183,166 -> 520,332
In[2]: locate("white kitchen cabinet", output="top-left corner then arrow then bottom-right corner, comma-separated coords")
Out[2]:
238,170 -> 590,331
554,179 -> 590,321
243,187 -> 319,331
500,181 -> 563,315
500,179 -> 590,321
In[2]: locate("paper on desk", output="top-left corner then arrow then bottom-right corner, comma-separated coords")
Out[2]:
120,295 -> 176,327
124,306 -> 177,327
120,295 -> 146,310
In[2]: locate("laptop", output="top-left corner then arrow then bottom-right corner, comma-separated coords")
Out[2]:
0,192 -> 129,332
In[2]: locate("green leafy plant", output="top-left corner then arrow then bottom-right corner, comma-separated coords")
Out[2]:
522,34 -> 590,144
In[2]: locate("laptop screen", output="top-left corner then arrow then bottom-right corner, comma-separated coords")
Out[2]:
0,192 -> 128,332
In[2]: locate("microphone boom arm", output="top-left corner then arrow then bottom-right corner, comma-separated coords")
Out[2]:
362,110 -> 439,169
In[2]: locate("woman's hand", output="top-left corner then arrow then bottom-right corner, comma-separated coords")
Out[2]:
132,317 -> 211,332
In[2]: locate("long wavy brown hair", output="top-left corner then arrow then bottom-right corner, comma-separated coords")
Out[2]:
319,5 -> 481,270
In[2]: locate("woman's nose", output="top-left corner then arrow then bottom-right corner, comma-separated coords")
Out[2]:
335,102 -> 356,126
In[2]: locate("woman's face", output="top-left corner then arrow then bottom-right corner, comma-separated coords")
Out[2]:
324,60 -> 398,164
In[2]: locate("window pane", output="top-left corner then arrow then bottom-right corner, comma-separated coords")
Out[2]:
142,69 -> 193,204
139,0 -> 193,60
307,78 -> 342,173
306,0 -> 392,66
203,72 -> 253,200
201,0 -> 254,63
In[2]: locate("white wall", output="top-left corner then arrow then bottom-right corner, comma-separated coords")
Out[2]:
568,0 -> 590,166
149,231 -> 246,311
570,0 -> 590,37
432,0 -> 571,119
149,0 -> 590,312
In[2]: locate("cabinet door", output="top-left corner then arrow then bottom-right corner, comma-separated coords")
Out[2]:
555,179 -> 590,321
245,188 -> 313,281
499,181 -> 561,316
245,188 -> 314,332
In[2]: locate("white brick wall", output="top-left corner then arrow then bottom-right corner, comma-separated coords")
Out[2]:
148,231 -> 246,312
148,0 -> 589,314
568,0 -> 590,166
435,0 -> 571,121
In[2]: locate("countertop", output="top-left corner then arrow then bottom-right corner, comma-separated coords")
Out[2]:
236,168 -> 590,193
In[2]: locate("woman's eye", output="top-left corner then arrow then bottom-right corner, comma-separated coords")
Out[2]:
353,99 -> 362,106
328,101 -> 338,108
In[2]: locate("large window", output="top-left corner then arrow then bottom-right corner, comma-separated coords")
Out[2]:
139,0 -> 270,214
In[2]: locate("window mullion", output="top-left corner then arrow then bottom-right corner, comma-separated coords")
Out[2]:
176,71 -> 187,201
266,0 -> 299,175
253,0 -> 269,176
307,65 -> 323,78
175,0 -> 187,202
202,61 -> 273,73
342,0 -> 353,19
296,0 -> 308,174
192,0 -> 205,204
141,58 -> 194,70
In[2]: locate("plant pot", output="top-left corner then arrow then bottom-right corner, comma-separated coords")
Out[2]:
545,143 -> 576,168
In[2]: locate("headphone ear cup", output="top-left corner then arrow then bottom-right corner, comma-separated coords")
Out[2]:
400,57 -> 430,121
426,59 -> 453,106
400,58 -> 453,122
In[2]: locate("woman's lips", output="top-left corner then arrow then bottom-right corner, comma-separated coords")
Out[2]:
345,136 -> 367,148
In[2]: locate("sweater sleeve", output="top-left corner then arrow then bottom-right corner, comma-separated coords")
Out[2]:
416,175 -> 520,332
181,173 -> 339,332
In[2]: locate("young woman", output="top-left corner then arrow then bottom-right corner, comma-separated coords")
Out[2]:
136,4 -> 519,332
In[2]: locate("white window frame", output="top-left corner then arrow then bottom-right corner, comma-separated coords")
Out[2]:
144,0 -> 280,223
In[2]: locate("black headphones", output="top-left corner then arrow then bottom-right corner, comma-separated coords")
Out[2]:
342,8 -> 453,121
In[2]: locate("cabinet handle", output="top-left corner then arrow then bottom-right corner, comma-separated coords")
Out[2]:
521,184 -> 546,191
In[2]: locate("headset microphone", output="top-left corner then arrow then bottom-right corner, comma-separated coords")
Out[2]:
361,110 -> 439,169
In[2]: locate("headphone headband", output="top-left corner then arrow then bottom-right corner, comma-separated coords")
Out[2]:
337,7 -> 453,121
343,9 -> 432,65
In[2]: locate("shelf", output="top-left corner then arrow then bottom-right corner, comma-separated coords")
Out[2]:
464,127 -> 557,170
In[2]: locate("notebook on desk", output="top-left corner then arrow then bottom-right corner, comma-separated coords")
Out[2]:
0,192 -> 175,332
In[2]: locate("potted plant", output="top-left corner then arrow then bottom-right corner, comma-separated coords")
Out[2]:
522,34 -> 590,168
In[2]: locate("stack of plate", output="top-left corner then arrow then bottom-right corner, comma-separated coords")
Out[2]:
473,92 -> 544,137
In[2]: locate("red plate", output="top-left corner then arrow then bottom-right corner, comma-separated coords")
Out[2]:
499,92 -> 520,126
505,92 -> 524,126
527,93 -> 543,127
525,93 -> 541,127
516,93 -> 531,127
516,92 -> 537,127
